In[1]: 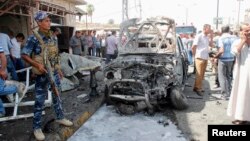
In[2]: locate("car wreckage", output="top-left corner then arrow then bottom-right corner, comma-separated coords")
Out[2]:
104,17 -> 189,115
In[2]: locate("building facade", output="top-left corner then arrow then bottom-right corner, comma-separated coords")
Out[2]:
0,0 -> 87,37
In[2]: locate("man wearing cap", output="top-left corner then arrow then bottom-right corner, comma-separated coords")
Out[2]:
21,11 -> 73,141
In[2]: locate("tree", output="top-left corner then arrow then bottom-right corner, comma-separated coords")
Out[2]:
108,19 -> 115,24
86,4 -> 95,23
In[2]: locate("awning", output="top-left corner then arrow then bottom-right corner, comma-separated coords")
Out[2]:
39,1 -> 74,17
75,7 -> 87,16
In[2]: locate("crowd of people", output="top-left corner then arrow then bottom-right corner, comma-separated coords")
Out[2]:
69,29 -> 118,64
181,23 -> 250,125
1,10 -> 250,140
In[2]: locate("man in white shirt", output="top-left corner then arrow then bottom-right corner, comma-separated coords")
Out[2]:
192,24 -> 213,96
11,33 -> 25,70
105,31 -> 118,64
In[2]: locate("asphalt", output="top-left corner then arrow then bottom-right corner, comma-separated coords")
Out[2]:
0,64 -> 240,141
174,65 -> 233,141
0,72 -> 105,141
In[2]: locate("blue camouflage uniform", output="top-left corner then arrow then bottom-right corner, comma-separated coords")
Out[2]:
21,31 -> 64,130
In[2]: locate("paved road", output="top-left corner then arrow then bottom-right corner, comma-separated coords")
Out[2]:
174,66 -> 232,141
68,66 -> 234,141
68,105 -> 186,141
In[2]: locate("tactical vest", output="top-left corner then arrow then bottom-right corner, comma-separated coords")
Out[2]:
32,31 -> 60,75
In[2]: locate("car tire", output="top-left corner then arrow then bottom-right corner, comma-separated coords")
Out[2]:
170,87 -> 188,110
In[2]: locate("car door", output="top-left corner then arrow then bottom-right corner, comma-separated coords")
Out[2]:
176,36 -> 188,86
177,36 -> 189,65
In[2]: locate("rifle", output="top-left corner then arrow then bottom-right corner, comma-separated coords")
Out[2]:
33,30 -> 60,97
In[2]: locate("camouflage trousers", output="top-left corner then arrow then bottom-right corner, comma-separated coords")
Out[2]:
33,71 -> 64,130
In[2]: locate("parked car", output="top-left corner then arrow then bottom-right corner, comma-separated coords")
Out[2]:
103,17 -> 189,115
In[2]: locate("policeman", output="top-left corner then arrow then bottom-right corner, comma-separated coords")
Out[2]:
21,11 -> 73,141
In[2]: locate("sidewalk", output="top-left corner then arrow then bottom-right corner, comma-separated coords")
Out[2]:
174,66 -> 232,141
0,73 -> 105,141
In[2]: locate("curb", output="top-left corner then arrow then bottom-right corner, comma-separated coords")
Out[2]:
58,95 -> 105,141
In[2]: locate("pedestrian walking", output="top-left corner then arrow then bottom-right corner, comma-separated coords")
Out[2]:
192,24 -> 213,96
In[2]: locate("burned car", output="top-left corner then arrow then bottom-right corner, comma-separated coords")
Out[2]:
104,17 -> 189,114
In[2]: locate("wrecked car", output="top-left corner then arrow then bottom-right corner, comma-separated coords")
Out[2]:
104,17 -> 189,115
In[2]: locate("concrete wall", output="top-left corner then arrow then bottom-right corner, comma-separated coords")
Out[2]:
0,15 -> 29,38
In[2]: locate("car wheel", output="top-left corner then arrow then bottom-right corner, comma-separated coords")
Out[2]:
170,87 -> 188,110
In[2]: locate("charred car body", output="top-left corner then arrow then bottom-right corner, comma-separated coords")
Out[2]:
104,17 -> 189,114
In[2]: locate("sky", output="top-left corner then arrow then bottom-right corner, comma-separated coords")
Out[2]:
80,0 -> 250,30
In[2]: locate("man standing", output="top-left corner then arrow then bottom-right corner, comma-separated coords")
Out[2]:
0,32 -> 18,81
100,34 -> 107,58
92,30 -> 97,56
213,25 -> 235,100
11,33 -> 26,80
227,24 -> 250,125
0,45 -> 17,117
187,33 -> 195,65
52,27 -> 62,48
105,31 -> 118,64
11,33 -> 25,69
21,11 -> 73,140
86,30 -> 94,56
80,31 -> 87,56
69,31 -> 82,55
192,24 -> 213,96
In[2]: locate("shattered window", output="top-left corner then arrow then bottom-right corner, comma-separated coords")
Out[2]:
119,17 -> 176,54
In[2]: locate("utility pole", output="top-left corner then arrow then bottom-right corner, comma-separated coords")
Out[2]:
122,0 -> 129,22
216,0 -> 219,29
139,0 -> 142,19
185,7 -> 188,25
237,0 -> 244,27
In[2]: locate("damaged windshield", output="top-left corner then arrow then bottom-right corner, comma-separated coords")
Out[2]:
118,17 -> 176,54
